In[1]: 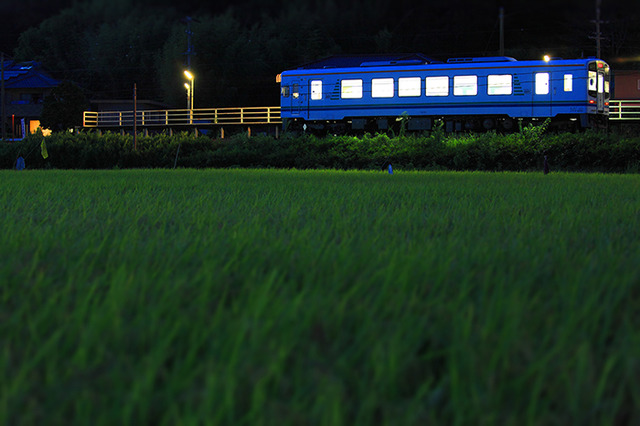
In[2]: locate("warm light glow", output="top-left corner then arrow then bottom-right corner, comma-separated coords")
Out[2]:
184,70 -> 194,80
184,83 -> 190,90
29,120 -> 51,136
543,55 -> 551,62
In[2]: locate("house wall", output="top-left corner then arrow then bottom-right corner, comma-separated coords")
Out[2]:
613,71 -> 640,99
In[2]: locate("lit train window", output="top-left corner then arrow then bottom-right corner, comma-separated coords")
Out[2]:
311,80 -> 322,100
398,77 -> 421,97
598,74 -> 604,93
588,71 -> 597,91
426,76 -> 448,96
372,78 -> 394,98
281,86 -> 290,97
564,74 -> 573,92
535,73 -> 549,95
453,75 -> 477,96
341,79 -> 363,99
487,75 -> 512,95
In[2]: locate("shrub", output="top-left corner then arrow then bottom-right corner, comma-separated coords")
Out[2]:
2,129 -> 639,173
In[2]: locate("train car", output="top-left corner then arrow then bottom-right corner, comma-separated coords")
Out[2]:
278,55 -> 610,132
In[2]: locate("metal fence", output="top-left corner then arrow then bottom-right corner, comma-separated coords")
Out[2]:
83,106 -> 282,128
609,100 -> 640,121
83,102 -> 640,129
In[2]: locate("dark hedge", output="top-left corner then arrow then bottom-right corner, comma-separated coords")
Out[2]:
2,127 -> 640,173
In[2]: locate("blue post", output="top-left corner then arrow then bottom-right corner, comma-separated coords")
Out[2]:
388,164 -> 393,174
15,156 -> 25,171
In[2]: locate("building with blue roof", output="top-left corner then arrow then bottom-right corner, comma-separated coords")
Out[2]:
1,58 -> 59,137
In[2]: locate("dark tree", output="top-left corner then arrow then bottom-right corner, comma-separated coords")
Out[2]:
40,81 -> 89,131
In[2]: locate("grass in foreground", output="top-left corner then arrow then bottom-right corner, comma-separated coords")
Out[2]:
1,169 -> 639,425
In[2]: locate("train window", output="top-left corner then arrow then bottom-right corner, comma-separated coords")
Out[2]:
564,74 -> 573,92
398,77 -> 421,97
598,74 -> 604,93
487,75 -> 512,95
292,83 -> 299,99
453,75 -> 477,96
535,73 -> 549,95
311,80 -> 322,100
588,71 -> 597,92
372,78 -> 394,98
426,76 -> 448,96
281,86 -> 290,98
341,79 -> 363,99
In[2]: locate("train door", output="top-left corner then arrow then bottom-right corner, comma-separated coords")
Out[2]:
533,72 -> 552,117
290,79 -> 306,116
597,74 -> 604,112
588,61 -> 609,114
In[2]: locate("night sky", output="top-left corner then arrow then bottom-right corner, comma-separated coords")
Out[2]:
2,0 -> 639,58
2,0 -> 638,106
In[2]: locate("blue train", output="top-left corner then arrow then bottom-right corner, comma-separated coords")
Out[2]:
278,54 -> 610,132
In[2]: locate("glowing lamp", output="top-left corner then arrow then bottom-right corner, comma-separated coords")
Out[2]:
183,70 -> 195,111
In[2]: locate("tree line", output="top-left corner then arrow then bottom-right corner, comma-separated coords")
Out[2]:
12,0 -> 640,110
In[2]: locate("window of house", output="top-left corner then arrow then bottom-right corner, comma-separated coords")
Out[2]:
453,75 -> 477,96
398,77 -> 421,97
535,73 -> 549,95
341,79 -> 363,99
564,74 -> 573,92
311,80 -> 322,100
426,76 -> 449,96
372,78 -> 394,98
487,74 -> 512,95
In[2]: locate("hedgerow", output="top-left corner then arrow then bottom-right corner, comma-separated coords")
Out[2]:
2,127 -> 639,172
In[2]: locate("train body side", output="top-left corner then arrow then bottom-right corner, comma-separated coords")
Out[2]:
279,57 -> 610,130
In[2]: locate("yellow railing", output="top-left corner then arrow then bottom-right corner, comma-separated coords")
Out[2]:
609,100 -> 640,121
84,102 -> 640,128
83,106 -> 282,128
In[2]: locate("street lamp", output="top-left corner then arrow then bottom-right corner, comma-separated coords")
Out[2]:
184,70 -> 194,110
183,82 -> 191,109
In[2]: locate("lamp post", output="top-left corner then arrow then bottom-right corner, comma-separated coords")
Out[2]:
184,82 -> 191,109
184,70 -> 194,125
184,70 -> 194,110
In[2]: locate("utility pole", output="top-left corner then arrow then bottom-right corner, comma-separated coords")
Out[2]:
182,16 -> 199,70
133,83 -> 137,150
499,7 -> 505,56
591,0 -> 604,58
1,52 -> 5,142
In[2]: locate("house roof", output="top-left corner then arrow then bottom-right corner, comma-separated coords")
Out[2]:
1,60 -> 59,89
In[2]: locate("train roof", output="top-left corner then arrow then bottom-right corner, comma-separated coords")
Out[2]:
292,53 -> 439,69
282,56 -> 606,75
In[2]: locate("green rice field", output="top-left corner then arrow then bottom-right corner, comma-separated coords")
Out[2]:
2,168 -> 639,425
